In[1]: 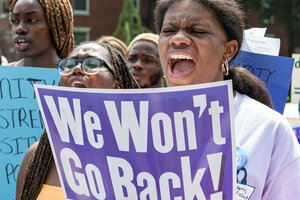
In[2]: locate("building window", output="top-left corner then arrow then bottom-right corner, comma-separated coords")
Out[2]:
73,0 -> 89,15
0,0 -> 9,18
74,27 -> 90,46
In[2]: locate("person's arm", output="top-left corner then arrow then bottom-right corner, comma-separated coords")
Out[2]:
262,119 -> 300,199
15,141 -> 39,200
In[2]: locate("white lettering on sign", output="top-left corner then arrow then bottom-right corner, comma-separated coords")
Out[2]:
45,95 -> 227,154
60,148 -> 106,200
44,96 -> 104,149
104,101 -> 149,152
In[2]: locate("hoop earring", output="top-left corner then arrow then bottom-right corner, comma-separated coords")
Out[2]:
222,59 -> 229,76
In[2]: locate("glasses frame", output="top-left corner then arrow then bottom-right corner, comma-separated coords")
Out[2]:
57,57 -> 114,76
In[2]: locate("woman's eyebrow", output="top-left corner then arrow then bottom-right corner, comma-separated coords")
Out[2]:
12,10 -> 40,16
190,22 -> 209,27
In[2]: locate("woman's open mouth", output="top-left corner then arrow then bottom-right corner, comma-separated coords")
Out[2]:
68,76 -> 87,88
168,53 -> 195,78
14,38 -> 30,52
71,81 -> 87,88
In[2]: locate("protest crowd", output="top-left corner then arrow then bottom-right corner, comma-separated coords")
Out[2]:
0,0 -> 300,200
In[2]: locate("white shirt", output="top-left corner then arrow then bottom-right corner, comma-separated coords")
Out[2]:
234,92 -> 300,200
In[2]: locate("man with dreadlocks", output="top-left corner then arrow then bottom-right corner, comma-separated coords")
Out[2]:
16,41 -> 138,200
9,0 -> 74,68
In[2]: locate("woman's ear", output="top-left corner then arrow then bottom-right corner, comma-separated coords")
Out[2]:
224,40 -> 239,62
113,80 -> 120,89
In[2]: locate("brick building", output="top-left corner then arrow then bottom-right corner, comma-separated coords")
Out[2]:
0,0 -> 298,62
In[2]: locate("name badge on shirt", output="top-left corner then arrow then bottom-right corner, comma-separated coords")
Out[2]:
236,145 -> 248,170
236,183 -> 255,200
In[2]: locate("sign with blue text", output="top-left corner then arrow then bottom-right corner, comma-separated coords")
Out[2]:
231,50 -> 294,114
0,66 -> 60,199
35,81 -> 236,200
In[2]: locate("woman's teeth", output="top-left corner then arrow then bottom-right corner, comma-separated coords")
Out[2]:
171,54 -> 192,60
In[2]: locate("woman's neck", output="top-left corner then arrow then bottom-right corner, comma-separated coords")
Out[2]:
18,49 -> 60,68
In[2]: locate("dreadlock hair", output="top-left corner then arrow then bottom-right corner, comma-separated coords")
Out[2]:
99,42 -> 139,89
21,130 -> 54,200
154,0 -> 273,107
20,41 -> 138,200
10,0 -> 74,58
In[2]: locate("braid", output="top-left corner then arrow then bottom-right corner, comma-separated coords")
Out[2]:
10,0 -> 74,58
40,0 -> 74,58
100,43 -> 139,89
21,130 -> 54,200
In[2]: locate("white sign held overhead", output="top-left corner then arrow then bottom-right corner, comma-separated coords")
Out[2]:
241,27 -> 281,56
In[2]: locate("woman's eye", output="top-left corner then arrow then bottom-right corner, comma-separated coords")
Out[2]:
28,18 -> 38,23
86,63 -> 98,68
191,30 -> 206,34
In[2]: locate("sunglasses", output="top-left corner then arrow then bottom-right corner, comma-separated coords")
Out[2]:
57,57 -> 114,76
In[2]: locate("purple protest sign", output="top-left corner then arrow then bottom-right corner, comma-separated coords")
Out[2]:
35,80 -> 236,200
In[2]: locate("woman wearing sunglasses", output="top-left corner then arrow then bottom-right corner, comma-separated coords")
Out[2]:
16,41 -> 137,200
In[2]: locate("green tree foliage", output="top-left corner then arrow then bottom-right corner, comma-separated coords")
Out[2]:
113,0 -> 150,45
241,0 -> 300,55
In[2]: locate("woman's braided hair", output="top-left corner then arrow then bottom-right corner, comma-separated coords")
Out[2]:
20,41 -> 138,200
100,42 -> 139,89
21,130 -> 53,199
10,0 -> 74,58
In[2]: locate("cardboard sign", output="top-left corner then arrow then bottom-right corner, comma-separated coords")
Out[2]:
35,81 -> 236,200
291,54 -> 300,104
231,50 -> 294,114
0,66 -> 60,199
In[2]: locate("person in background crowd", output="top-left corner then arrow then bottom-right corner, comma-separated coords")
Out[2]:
16,41 -> 137,200
97,35 -> 128,59
154,0 -> 300,199
9,0 -> 74,68
127,33 -> 164,88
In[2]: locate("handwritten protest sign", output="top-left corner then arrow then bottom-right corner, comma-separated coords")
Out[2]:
35,81 -> 236,200
0,66 -> 60,199
231,50 -> 294,114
